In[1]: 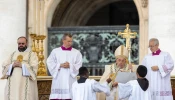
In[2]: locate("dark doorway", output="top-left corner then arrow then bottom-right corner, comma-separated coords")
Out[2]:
48,0 -> 139,76
86,1 -> 139,26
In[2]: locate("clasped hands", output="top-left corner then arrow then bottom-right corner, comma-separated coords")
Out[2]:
60,62 -> 70,68
151,66 -> 159,71
12,61 -> 22,68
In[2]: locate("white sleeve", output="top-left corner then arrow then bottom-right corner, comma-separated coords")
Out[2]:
92,80 -> 110,96
47,50 -> 60,78
70,51 -> 82,78
22,64 -> 30,76
118,82 -> 132,99
158,52 -> 174,77
99,65 -> 111,83
6,64 -> 13,76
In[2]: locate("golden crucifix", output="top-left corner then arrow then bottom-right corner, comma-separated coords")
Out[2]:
118,24 -> 137,63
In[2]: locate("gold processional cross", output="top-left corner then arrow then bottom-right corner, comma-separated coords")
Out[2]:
109,24 -> 137,96
118,24 -> 137,64
108,24 -> 137,99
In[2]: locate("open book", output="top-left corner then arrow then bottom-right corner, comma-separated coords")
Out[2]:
115,71 -> 137,83
6,64 -> 30,77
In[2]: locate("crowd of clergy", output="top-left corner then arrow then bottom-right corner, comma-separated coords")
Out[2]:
1,33 -> 174,100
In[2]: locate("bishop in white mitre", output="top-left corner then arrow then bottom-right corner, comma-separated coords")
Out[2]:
97,45 -> 133,100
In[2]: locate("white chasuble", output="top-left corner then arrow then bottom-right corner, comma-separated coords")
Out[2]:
2,50 -> 38,100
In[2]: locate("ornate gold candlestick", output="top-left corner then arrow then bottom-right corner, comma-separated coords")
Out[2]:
35,35 -> 41,57
30,33 -> 47,76
30,34 -> 36,52
37,35 -> 47,76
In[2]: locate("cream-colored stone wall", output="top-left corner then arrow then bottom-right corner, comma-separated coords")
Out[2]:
149,0 -> 175,74
28,0 -> 61,58
0,0 -> 26,98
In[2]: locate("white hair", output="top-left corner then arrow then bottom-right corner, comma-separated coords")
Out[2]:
149,38 -> 159,45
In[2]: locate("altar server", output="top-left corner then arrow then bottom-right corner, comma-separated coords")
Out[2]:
113,65 -> 152,100
72,67 -> 111,100
47,33 -> 83,100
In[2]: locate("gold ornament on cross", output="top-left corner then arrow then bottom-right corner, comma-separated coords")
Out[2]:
118,24 -> 137,64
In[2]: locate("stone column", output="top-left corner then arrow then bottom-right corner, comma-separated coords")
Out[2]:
149,0 -> 175,75
0,0 -> 26,98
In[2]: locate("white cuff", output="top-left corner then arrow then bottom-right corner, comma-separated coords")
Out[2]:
158,64 -> 166,77
6,64 -> 13,76
22,64 -> 30,76
57,63 -> 61,70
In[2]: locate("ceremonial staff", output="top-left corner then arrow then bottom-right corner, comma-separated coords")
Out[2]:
118,24 -> 137,71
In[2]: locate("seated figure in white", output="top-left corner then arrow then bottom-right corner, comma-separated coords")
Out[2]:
97,45 -> 133,100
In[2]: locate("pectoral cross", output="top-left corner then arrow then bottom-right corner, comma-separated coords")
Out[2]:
118,24 -> 137,63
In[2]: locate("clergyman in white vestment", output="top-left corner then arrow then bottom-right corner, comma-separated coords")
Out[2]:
97,45 -> 133,100
1,37 -> 38,100
47,33 -> 83,100
72,67 -> 111,100
142,38 -> 174,100
113,65 -> 152,100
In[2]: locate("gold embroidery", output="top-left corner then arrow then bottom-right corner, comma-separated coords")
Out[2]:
17,55 -> 23,62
